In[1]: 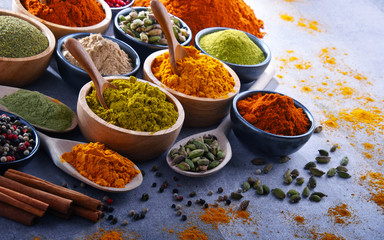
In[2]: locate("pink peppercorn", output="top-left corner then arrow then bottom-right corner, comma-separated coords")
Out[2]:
104,0 -> 130,8
107,198 -> 113,205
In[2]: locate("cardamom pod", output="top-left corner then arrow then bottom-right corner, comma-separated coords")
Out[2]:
239,200 -> 250,211
230,192 -> 244,200
177,162 -> 190,171
341,156 -> 349,166
304,161 -> 316,170
287,189 -> 299,196
291,169 -> 300,178
185,159 -> 195,169
197,158 -> 210,166
327,168 -> 336,177
314,125 -> 323,133
208,161 -> 220,169
330,144 -> 338,152
272,188 -> 286,199
172,155 -> 185,165
243,181 -> 251,192
296,177 -> 305,185
337,171 -> 351,178
336,165 -> 348,173
247,177 -> 256,187
251,158 -> 266,165
284,175 -> 293,185
309,167 -> 325,177
315,156 -> 331,164
290,194 -> 301,203
311,192 -> 328,198
302,186 -> 310,198
284,169 -> 291,179
263,163 -> 273,174
309,194 -> 322,202
308,176 -> 316,189
189,149 -> 205,159
262,184 -> 270,195
256,185 -> 264,195
279,156 -> 291,163
318,149 -> 329,156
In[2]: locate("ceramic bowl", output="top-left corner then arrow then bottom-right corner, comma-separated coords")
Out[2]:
0,110 -> 40,174
195,27 -> 271,83
55,32 -> 140,91
0,9 -> 55,87
114,7 -> 192,60
77,76 -> 185,162
12,0 -> 112,39
143,49 -> 241,128
230,90 -> 315,157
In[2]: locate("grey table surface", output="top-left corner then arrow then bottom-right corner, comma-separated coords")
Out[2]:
1,0 -> 384,239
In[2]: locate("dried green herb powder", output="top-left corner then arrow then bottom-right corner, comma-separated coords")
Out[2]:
0,90 -> 74,131
0,16 -> 48,58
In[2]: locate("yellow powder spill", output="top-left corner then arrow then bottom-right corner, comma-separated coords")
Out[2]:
339,87 -> 353,96
280,13 -> 294,22
360,172 -> 384,212
363,143 -> 374,150
302,86 -> 312,92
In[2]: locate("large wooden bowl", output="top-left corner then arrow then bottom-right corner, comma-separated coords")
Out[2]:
77,76 -> 185,162
0,9 -> 55,87
143,50 -> 241,127
12,0 -> 112,39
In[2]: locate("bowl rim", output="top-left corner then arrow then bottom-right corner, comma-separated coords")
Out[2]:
55,32 -> 141,76
194,27 -> 272,68
0,9 -> 55,62
12,0 -> 112,30
114,6 -> 193,48
232,90 -> 315,139
78,76 -> 185,136
143,49 -> 241,102
0,110 -> 40,167
109,0 -> 135,11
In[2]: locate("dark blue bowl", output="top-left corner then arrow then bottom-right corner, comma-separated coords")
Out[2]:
0,110 -> 40,174
195,27 -> 271,84
114,7 -> 193,61
55,32 -> 140,92
230,90 -> 315,157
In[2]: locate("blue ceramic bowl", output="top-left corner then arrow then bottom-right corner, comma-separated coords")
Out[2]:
195,27 -> 271,84
230,90 -> 315,157
55,32 -> 140,92
114,7 -> 193,60
0,110 -> 40,173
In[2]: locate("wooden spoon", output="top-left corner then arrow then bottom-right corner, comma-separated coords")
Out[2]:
0,85 -> 77,133
166,63 -> 277,177
150,0 -> 188,75
64,38 -> 117,109
38,131 -> 143,192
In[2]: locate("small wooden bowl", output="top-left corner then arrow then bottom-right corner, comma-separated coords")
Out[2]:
0,9 -> 55,87
143,50 -> 241,127
77,76 -> 185,162
12,0 -> 112,39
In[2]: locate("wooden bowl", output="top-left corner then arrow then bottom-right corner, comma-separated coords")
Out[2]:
77,76 -> 185,162
12,0 -> 112,39
0,9 -> 55,87
143,50 -> 241,127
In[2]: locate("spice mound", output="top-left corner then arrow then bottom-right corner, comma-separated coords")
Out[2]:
118,7 -> 189,45
61,142 -> 140,188
62,34 -> 133,75
21,0 -> 106,27
237,93 -> 311,136
151,46 -> 235,99
0,16 -> 48,58
0,113 -> 36,163
199,29 -> 265,65
0,90 -> 74,132
169,134 -> 225,172
86,77 -> 178,132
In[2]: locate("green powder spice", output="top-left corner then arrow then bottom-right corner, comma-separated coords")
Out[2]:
0,16 -> 49,58
199,29 -> 265,65
86,77 -> 178,132
0,90 -> 74,131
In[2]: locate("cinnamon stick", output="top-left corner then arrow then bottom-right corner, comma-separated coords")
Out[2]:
0,201 -> 37,226
0,176 -> 72,215
0,186 -> 49,212
0,191 -> 45,217
72,205 -> 103,222
5,169 -> 101,211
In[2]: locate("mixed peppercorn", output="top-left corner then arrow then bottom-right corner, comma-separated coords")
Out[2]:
104,0 -> 131,8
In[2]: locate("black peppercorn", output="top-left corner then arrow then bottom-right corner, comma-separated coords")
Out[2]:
204,203 -> 209,208
218,187 -> 223,193
187,201 -> 192,206
171,204 -> 176,208
173,188 -> 179,194
152,182 -> 157,187
181,215 -> 187,221
226,200 -> 231,205
111,217 -> 118,224
107,215 -> 113,220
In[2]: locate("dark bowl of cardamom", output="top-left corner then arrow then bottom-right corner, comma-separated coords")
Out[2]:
195,27 -> 271,83
0,110 -> 40,174
113,7 -> 192,60
55,32 -> 140,92
0,10 -> 56,87
230,90 -> 315,157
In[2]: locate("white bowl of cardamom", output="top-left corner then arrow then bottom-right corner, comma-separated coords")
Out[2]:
77,76 -> 185,162
0,9 -> 55,87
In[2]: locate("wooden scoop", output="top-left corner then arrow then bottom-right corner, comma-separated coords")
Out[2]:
150,0 -> 188,75
64,38 -> 117,109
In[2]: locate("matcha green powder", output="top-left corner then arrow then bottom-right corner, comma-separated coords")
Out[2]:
199,29 -> 265,65
0,16 -> 49,58
0,90 -> 74,131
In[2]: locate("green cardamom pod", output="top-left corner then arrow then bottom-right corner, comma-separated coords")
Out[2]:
262,184 -> 270,195
291,169 -> 300,178
336,165 -> 348,173
177,162 -> 190,171
208,160 -> 220,170
312,192 -> 328,198
330,144 -> 338,152
205,152 -> 215,161
315,156 -> 331,164
284,175 -> 293,185
318,149 -> 329,156
290,194 -> 301,203
272,188 -> 286,199
337,171 -> 351,178
184,143 -> 197,151
287,189 -> 299,196
197,158 -> 210,166
230,192 -> 243,200
279,156 -> 291,163
251,158 -> 266,165
247,177 -> 256,187
188,149 -> 205,159
341,156 -> 349,166
327,168 -> 337,177
308,176 -> 316,189
255,178 -> 261,188
302,186 -> 310,198
263,163 -> 273,174
284,169 -> 291,179
256,185 -> 264,195
314,125 -> 323,133
185,159 -> 195,169
309,167 -> 325,177
239,200 -> 250,211
309,194 -> 322,202
243,181 -> 251,192
172,155 -> 185,165
216,151 -> 225,159
296,177 -> 305,185
304,161 -> 317,170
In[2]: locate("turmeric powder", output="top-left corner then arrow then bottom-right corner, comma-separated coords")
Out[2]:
61,142 -> 140,188
151,46 -> 235,99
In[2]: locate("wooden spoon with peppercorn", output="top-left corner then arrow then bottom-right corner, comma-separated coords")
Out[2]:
150,0 -> 188,75
64,38 -> 117,109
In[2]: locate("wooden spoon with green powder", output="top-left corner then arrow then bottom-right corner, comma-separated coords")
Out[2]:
0,85 -> 77,133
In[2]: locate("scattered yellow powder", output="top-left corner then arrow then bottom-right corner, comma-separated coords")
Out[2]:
280,13 -> 294,22
277,74 -> 283,78
302,86 -> 312,92
340,87 -> 353,96
360,172 -> 384,212
363,143 -> 374,150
